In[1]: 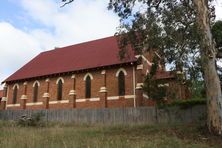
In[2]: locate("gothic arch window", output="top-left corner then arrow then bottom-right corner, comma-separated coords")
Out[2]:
83,73 -> 93,81
85,75 -> 91,98
56,78 -> 64,100
12,84 -> 19,104
33,81 -> 40,102
118,71 -> 125,96
116,68 -> 127,77
84,73 -> 93,98
83,73 -> 93,98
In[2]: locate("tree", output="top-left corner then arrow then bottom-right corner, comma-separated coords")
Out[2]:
62,0 -> 222,134
193,0 -> 222,135
108,0 -> 222,134
61,0 -> 74,7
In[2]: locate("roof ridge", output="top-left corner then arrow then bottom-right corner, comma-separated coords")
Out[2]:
52,36 -> 117,52
39,35 -> 117,54
58,35 -> 116,50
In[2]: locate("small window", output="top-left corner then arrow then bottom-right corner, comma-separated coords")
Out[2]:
33,83 -> 39,102
13,86 -> 18,104
57,79 -> 63,100
85,76 -> 91,98
118,71 -> 125,96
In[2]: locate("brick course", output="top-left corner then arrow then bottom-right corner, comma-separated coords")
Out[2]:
4,65 -> 151,110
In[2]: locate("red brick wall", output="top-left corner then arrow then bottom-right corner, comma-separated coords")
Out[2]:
106,67 -> 134,96
5,65 -> 150,110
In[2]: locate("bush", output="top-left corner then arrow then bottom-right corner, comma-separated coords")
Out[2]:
158,99 -> 206,109
17,112 -> 45,127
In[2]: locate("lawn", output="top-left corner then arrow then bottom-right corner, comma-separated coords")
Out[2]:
0,122 -> 221,148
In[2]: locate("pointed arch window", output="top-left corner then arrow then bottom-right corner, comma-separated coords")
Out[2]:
33,83 -> 39,102
85,76 -> 91,98
13,85 -> 18,104
57,79 -> 63,100
118,71 -> 125,96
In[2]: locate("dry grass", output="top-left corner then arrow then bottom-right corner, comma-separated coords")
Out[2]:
0,121 -> 221,148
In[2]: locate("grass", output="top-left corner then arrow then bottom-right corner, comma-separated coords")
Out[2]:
0,121 -> 221,148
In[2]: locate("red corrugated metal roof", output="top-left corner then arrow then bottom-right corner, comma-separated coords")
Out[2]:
0,90 -> 3,98
4,36 -> 137,82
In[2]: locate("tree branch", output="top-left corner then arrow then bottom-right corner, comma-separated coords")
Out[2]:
61,0 -> 74,7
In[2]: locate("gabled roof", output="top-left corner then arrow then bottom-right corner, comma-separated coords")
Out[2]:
4,36 -> 137,83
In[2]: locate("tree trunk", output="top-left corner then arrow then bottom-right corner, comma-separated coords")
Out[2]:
193,0 -> 222,135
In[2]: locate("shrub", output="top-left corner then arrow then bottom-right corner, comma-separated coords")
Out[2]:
17,112 -> 45,127
143,57 -> 167,105
158,99 -> 206,109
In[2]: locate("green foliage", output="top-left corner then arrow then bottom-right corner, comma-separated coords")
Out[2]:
17,112 -> 45,127
108,1 -> 219,119
212,20 -> 222,81
143,76 -> 167,103
108,0 -> 206,81
143,58 -> 167,104
159,99 -> 206,109
212,20 -> 222,50
189,80 -> 206,99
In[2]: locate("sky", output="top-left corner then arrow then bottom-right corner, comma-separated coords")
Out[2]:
0,0 -> 222,89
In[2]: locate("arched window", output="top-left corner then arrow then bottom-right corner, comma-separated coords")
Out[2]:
33,83 -> 39,102
13,85 -> 18,104
118,71 -> 125,96
85,75 -> 91,98
57,79 -> 63,100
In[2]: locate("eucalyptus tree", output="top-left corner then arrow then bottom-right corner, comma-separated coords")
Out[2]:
108,0 -> 222,135
62,0 -> 222,134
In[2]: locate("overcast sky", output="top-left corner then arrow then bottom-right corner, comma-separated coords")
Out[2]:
0,0 -> 222,88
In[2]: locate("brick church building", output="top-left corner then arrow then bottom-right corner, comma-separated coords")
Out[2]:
0,36 -> 187,110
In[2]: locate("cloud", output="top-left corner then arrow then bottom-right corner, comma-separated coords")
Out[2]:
0,22 -> 42,81
20,0 -> 119,47
0,0 -> 119,88
215,4 -> 222,20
